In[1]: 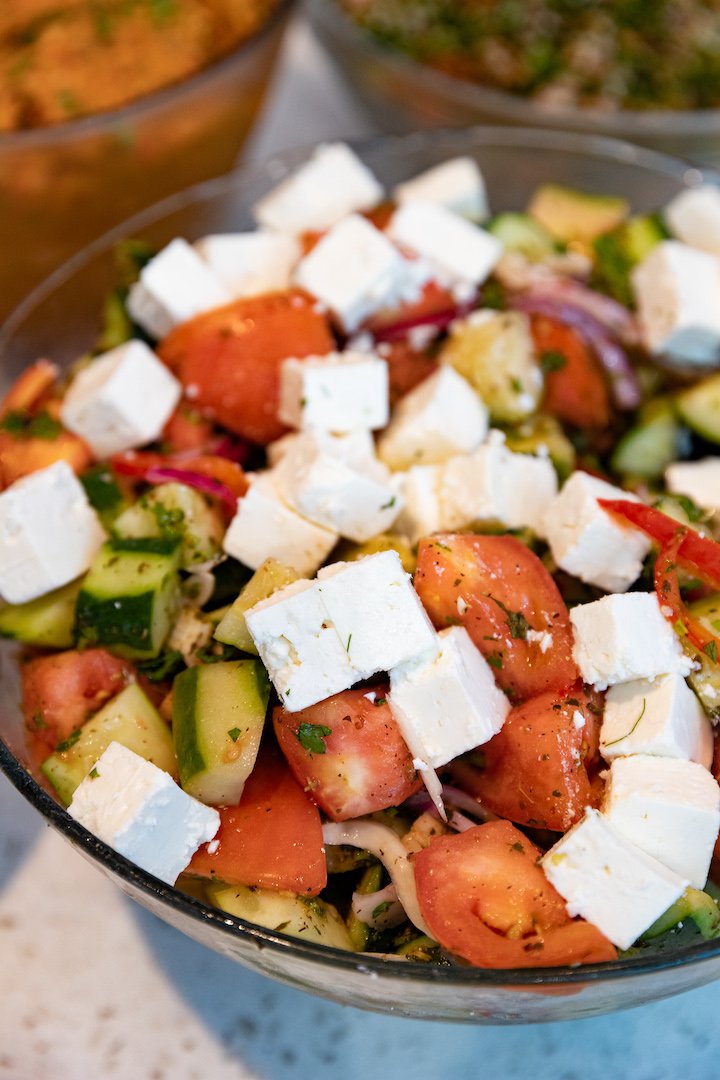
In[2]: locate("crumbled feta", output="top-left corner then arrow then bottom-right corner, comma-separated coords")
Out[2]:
392,464 -> 445,545
601,673 -> 713,766
0,461 -> 105,604
266,428 -> 377,470
278,351 -> 389,433
393,157 -> 488,221
194,231 -> 300,297
570,593 -> 694,690
388,200 -> 502,289
60,339 -> 182,458
603,755 -> 720,888
126,238 -> 231,340
665,458 -> 720,513
664,185 -> 720,257
68,742 -> 219,886
527,628 -> 554,654
253,143 -> 383,234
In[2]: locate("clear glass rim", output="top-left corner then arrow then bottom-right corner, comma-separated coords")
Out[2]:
2,124 -> 720,988
0,0 -> 295,152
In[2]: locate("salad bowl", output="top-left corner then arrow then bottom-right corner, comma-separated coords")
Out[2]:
2,128 -> 720,1023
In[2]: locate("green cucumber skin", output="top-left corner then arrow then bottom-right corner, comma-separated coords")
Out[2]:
676,375 -> 720,444
173,667 -> 205,787
0,579 -> 81,648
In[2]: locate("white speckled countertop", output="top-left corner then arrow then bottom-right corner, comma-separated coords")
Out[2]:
2,17 -> 720,1078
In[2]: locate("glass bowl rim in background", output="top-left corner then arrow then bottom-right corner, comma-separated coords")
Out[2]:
2,126 -> 720,1016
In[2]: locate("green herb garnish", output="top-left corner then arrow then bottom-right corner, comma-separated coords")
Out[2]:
296,723 -> 332,755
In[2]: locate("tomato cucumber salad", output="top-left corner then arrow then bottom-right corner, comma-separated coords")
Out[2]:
5,144 -> 720,970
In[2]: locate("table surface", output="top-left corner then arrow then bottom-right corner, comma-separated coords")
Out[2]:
2,16 -> 720,1079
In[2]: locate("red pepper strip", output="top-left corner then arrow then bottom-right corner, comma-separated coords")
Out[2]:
653,529 -> 718,658
598,498 -> 720,591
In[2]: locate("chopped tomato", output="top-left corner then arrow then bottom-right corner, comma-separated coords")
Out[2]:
187,742 -> 326,896
414,820 -> 617,968
22,649 -> 134,752
273,688 -> 421,821
0,429 -> 92,489
414,534 -> 578,702
367,280 -> 462,340
383,341 -> 439,406
532,315 -> 611,430
0,360 -> 59,418
162,404 -> 215,453
157,290 -> 335,444
450,682 -> 604,831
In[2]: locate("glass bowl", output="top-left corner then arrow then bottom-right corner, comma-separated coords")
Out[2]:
2,128 -> 720,1024
307,0 -> 720,171
0,0 -> 295,323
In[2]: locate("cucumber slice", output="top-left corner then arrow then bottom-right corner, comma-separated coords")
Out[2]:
74,537 -> 182,659
333,533 -> 416,574
611,398 -> 686,479
173,659 -> 270,806
112,482 -> 224,569
676,373 -> 720,443
504,414 -> 576,481
641,887 -> 720,941
0,578 -> 81,647
593,214 -> 667,305
487,212 -> 557,261
528,185 -> 629,244
41,682 -> 176,805
207,883 -> 355,950
80,464 -> 127,528
687,593 -> 720,720
214,559 -> 301,655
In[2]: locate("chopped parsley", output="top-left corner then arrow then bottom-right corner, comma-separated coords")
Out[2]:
151,502 -> 185,538
345,633 -> 353,653
296,722 -> 332,755
0,410 -> 62,440
89,767 -> 100,780
55,729 -> 82,753
371,900 -> 394,919
540,350 -> 567,373
137,650 -> 185,682
380,496 -> 397,510
489,596 -> 530,640
227,727 -> 242,743
31,713 -> 48,731
604,698 -> 647,748
487,654 -> 503,670
374,697 -> 387,707
704,640 -> 719,664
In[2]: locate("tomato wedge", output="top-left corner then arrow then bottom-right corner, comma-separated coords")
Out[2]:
187,743 -> 326,896
414,534 -> 578,702
0,360 -> 59,419
414,820 -> 616,968
531,315 -> 611,430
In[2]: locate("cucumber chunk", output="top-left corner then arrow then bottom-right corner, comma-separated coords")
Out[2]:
504,414 -> 576,481
112,482 -> 224,568
686,594 -> 720,720
207,883 -> 355,950
676,373 -> 720,443
487,212 -> 557,261
334,533 -> 416,574
41,682 -> 176,805
173,659 -> 270,806
0,578 -> 81,648
641,887 -> 720,941
611,398 -> 687,479
593,213 -> 667,306
528,185 -> 629,244
74,537 -> 182,659
214,559 -> 302,655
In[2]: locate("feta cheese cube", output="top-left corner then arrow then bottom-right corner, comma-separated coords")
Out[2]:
266,428 -> 377,470
126,238 -> 231,340
254,143 -> 384,234
665,458 -> 720,512
393,157 -> 488,222
222,473 -> 337,576
570,593 -> 694,690
664,185 -> 720,257
377,365 -> 488,470
273,431 -> 402,543
0,461 -> 105,604
316,551 -> 439,679
245,578 -> 357,710
68,742 -> 219,885
541,808 -> 688,950
631,241 -> 720,365
388,626 -> 510,768
388,200 -> 502,290
393,464 -> 444,544
278,351 -> 389,433
544,472 -> 651,593
294,214 -> 411,332
194,231 -> 300,297
601,673 -> 713,766
60,339 -> 182,458
603,755 -> 720,888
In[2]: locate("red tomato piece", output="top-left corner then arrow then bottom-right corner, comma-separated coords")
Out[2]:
450,682 -> 604,831
414,534 -> 578,702
532,315 -> 611,431
0,430 -> 92,489
187,743 -> 326,896
162,404 -> 215,453
157,290 -> 335,445
414,820 -> 617,968
22,649 -> 134,752
273,688 -> 421,821
382,341 -> 439,406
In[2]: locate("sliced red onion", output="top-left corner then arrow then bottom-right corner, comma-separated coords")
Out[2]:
211,435 -> 253,466
523,278 -> 638,344
446,810 -> 478,833
441,784 -> 495,823
510,293 -> 642,411
143,466 -> 238,513
372,299 -> 475,344
351,884 -> 405,930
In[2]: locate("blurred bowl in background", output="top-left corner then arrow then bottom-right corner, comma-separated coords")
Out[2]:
0,0 -> 295,321
307,0 -> 720,171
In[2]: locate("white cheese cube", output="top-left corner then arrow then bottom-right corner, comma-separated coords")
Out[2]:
389,626 -> 510,768
222,473 -> 337,575
441,431 -> 557,537
393,464 -> 445,544
631,240 -> 720,365
278,351 -> 389,433
245,579 -> 357,710
316,551 -> 439,679
603,755 -> 720,888
194,231 -> 300,297
0,461 -> 105,604
664,185 -> 720,257
544,472 -> 651,593
68,742 -> 219,885
393,157 -> 488,222
570,593 -> 694,691
126,238 -> 231,340
273,431 -> 402,543
601,673 -> 713,766
388,200 -> 502,291
541,808 -> 688,950
265,428 -> 377,470
294,214 -> 412,332
253,143 -> 384,234
377,366 -> 488,470
665,458 -> 720,513
60,339 -> 182,459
